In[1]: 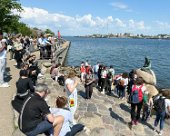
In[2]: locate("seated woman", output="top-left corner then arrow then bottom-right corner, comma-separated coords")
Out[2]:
11,70 -> 35,113
50,63 -> 65,86
50,63 -> 61,80
27,55 -> 40,85
50,96 -> 84,136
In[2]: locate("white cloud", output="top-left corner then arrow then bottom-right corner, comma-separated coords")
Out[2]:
76,14 -> 96,27
128,19 -> 146,30
110,2 -> 132,12
111,2 -> 128,9
114,18 -> 126,27
17,6 -> 153,35
155,21 -> 170,29
19,7 -> 115,35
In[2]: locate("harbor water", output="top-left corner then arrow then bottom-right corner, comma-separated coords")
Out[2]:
64,37 -> 170,88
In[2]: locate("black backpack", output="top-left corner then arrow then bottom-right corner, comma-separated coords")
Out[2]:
107,72 -> 112,79
153,96 -> 166,113
57,75 -> 65,86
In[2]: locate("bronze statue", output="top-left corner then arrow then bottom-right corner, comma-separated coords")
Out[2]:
141,57 -> 151,73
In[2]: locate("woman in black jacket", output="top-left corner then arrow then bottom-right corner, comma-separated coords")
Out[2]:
12,70 -> 35,113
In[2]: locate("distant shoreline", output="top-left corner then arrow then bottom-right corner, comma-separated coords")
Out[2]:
75,35 -> 170,40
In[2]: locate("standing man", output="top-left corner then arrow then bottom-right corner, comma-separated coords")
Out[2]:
19,83 -> 64,136
0,30 -> 9,87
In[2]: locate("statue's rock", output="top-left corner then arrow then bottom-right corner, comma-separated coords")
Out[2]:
136,69 -> 156,85
145,84 -> 159,97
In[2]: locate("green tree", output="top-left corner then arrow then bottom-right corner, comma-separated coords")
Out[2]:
0,0 -> 23,32
17,22 -> 32,36
45,28 -> 55,35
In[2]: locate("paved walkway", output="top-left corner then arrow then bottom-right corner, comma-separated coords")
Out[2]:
0,54 -> 19,135
0,51 -> 39,136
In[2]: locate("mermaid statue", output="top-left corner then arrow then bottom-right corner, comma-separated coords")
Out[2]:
141,56 -> 151,73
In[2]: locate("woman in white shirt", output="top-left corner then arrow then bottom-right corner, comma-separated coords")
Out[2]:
65,71 -> 78,119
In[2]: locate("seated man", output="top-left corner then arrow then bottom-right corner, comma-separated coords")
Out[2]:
18,83 -> 64,136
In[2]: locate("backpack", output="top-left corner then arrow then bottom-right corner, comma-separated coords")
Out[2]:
143,94 -> 148,104
131,85 -> 143,104
119,79 -> 124,86
57,76 -> 65,86
107,72 -> 112,79
153,96 -> 166,113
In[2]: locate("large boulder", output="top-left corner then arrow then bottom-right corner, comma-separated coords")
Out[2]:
145,84 -> 159,97
136,69 -> 156,85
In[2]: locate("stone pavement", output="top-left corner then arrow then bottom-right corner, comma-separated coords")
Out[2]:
0,51 -> 39,136
75,84 -> 170,136
0,55 -> 19,136
13,68 -> 170,136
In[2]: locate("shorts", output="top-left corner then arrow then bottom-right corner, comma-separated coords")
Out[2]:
25,120 -> 53,136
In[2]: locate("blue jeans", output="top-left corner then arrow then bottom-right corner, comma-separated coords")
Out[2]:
25,120 -> 53,136
119,85 -> 126,98
154,111 -> 166,131
65,124 -> 84,136
0,58 -> 5,84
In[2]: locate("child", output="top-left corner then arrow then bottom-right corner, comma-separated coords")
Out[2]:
142,91 -> 153,121
50,96 -> 84,136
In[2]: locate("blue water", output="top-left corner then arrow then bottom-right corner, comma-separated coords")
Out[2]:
64,37 -> 170,88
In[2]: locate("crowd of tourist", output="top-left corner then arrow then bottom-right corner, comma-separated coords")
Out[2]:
1,29 -> 170,136
79,59 -> 170,136
0,30 -> 63,88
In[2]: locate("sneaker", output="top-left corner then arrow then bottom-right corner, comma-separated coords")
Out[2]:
101,91 -> 105,94
0,83 -> 10,88
159,130 -> 163,135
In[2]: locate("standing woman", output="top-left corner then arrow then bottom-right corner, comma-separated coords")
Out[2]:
130,77 -> 146,125
13,37 -> 23,68
100,66 -> 107,94
65,71 -> 78,119
84,69 -> 95,99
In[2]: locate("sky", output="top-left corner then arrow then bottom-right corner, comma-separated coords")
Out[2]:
19,0 -> 170,36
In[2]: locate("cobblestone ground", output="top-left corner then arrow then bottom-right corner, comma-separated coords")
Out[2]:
0,52 -> 40,136
75,84 -> 170,136
0,54 -> 19,136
